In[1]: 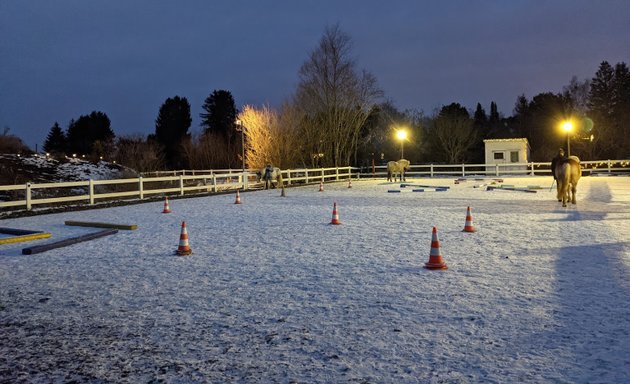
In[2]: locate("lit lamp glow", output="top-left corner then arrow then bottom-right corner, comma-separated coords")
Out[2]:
562,121 -> 573,157
395,129 -> 408,159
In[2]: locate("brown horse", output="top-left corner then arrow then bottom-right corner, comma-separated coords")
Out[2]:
555,156 -> 581,207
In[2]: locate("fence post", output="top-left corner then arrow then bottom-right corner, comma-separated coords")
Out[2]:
26,182 -> 32,210
335,167 -> 339,181
462,164 -> 465,177
138,177 -> 144,199
495,164 -> 499,176
305,169 -> 309,184
321,168 -> 325,183
179,175 -> 184,196
430,164 -> 434,178
212,174 -> 217,192
89,179 -> 94,205
530,162 -> 535,176
243,172 -> 249,190
608,160 -> 612,173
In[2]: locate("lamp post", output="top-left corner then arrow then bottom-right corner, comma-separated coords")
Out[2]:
396,129 -> 408,159
236,119 -> 245,172
562,121 -> 573,157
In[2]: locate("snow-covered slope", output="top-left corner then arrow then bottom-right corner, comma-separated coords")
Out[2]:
0,154 -> 137,184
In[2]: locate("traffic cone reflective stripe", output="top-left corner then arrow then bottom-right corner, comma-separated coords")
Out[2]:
175,221 -> 192,256
330,202 -> 341,225
162,197 -> 171,213
319,182 -> 324,192
463,206 -> 476,232
234,189 -> 241,204
425,226 -> 447,270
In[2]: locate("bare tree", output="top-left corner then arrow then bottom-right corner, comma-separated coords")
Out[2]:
294,24 -> 382,167
182,133 -> 232,170
433,118 -> 476,163
237,104 -> 302,170
115,135 -> 164,172
430,108 -> 477,164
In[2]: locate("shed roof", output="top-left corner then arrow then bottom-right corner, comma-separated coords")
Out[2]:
483,138 -> 529,144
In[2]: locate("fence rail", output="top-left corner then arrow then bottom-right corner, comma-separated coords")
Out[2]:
359,160 -> 630,178
0,167 -> 353,211
1,161 -> 628,212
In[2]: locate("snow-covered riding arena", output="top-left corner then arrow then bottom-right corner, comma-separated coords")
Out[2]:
1,175 -> 629,383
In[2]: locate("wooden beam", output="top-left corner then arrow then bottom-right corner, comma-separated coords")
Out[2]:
0,232 -> 51,245
22,229 -> 118,255
64,221 -> 137,230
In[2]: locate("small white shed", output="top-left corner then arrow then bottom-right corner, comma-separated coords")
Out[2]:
483,138 -> 530,173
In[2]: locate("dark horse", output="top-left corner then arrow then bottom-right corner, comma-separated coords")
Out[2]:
555,156 -> 581,207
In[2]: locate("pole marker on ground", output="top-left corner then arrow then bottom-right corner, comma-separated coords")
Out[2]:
64,221 -> 138,230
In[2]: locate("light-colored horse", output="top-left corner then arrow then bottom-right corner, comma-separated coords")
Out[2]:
387,159 -> 411,182
260,166 -> 284,189
556,156 -> 581,207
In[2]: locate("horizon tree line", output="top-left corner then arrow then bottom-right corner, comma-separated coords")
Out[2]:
22,26 -> 629,171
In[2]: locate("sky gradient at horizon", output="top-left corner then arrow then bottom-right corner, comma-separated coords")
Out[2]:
1,0 -> 629,149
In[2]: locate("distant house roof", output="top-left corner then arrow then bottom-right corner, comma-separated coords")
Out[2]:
483,138 -> 529,144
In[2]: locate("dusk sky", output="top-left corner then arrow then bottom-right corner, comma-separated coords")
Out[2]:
1,0 -> 629,150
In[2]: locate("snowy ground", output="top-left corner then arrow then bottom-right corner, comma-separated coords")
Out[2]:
1,175 -> 629,383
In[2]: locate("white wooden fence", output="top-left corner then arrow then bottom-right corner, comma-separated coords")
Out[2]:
0,167 -> 353,211
362,159 -> 629,178
1,160 -> 627,211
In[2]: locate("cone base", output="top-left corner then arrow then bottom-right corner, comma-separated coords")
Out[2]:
424,262 -> 448,270
330,220 -> 341,225
463,227 -> 476,232
234,201 -> 241,204
162,210 -> 171,214
175,249 -> 193,256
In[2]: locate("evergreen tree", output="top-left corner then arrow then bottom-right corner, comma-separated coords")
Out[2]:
511,94 -> 530,138
588,61 -> 617,158
612,62 -> 630,158
472,103 -> 488,131
470,103 -> 488,162
200,90 -> 237,136
66,111 -> 115,156
488,101 -> 502,137
43,122 -> 67,155
200,90 -> 238,167
155,96 -> 192,169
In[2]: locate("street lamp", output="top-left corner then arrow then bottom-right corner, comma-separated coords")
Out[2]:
562,121 -> 573,157
395,129 -> 408,159
235,119 -> 245,172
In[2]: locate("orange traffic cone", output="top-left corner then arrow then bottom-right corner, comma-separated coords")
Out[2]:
319,182 -> 324,192
424,227 -> 447,270
234,189 -> 242,204
330,202 -> 341,225
348,180 -> 352,188
463,206 -> 476,233
162,196 -> 172,213
175,221 -> 192,256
